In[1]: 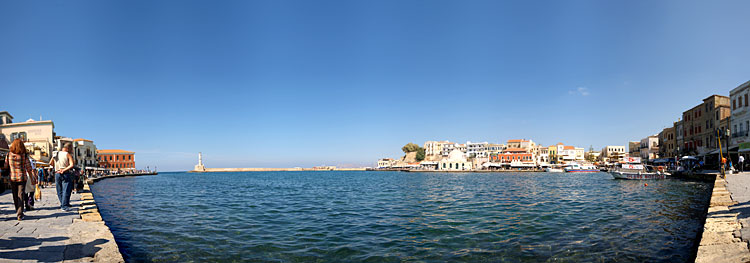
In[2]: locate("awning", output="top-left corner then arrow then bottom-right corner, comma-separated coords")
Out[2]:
680,156 -> 698,160
652,158 -> 675,164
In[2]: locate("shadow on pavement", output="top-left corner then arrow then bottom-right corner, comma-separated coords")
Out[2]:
0,236 -> 68,250
0,238 -> 108,261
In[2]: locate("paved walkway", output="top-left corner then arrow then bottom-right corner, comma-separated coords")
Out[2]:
0,184 -> 122,262
726,172 -> 750,242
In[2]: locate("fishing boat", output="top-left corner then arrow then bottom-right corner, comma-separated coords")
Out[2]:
563,163 -> 599,173
609,163 -> 668,180
544,164 -> 564,172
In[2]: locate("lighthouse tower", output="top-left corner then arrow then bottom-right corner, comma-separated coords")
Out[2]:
194,152 -> 206,172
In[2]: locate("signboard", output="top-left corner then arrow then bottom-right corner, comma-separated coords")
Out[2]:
622,157 -> 641,163
622,164 -> 644,170
740,142 -> 750,150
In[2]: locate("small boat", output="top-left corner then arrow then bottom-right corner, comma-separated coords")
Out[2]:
609,163 -> 668,180
545,167 -> 564,172
564,163 -> 599,173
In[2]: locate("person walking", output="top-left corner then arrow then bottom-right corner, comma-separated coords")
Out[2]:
24,155 -> 37,210
740,155 -> 745,173
2,139 -> 37,221
50,142 -> 75,211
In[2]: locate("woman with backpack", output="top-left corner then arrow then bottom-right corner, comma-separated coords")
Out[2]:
2,139 -> 37,221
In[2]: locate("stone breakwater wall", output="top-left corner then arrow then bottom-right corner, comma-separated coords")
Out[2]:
695,175 -> 750,263
80,173 -> 158,262
77,181 -> 125,262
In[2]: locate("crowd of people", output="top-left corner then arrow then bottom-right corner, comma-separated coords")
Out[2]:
0,139 -> 82,221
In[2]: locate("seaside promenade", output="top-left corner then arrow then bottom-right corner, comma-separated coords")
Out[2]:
697,172 -> 750,262
0,185 -> 122,262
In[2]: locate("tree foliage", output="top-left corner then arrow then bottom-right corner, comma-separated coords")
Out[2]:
402,143 -> 421,153
416,147 -> 425,161
402,143 -> 426,161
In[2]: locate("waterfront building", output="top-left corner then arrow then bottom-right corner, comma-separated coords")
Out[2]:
457,143 -> 466,153
548,145 -> 559,164
537,146 -> 550,165
466,141 -> 489,158
441,143 -> 455,156
377,158 -> 395,168
438,149 -> 472,170
491,147 -> 536,168
601,145 -> 626,163
731,81 -> 750,148
628,141 -> 641,159
561,145 -> 577,162
675,120 -> 684,156
585,151 -> 601,162
423,141 -> 451,157
0,114 -> 56,163
97,149 -> 136,171
681,95 -> 730,155
640,135 -> 659,160
506,140 -> 523,149
574,147 -> 585,160
658,127 -> 676,158
487,143 -> 506,155
73,138 -> 98,170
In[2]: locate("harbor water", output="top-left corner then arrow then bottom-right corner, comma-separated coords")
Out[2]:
90,171 -> 712,262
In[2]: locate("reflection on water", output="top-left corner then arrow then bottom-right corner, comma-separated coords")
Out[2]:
91,171 -> 711,262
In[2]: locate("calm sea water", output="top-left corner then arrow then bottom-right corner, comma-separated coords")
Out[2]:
90,171 -> 711,262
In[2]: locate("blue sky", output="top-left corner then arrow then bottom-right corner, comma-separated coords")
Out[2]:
1,1 -> 749,171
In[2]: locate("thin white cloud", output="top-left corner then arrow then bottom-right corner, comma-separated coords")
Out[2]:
569,87 -> 590,96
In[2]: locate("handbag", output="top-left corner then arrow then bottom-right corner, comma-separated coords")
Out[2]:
34,185 -> 41,200
24,155 -> 35,194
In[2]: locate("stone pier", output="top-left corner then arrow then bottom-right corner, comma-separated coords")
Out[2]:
696,173 -> 750,262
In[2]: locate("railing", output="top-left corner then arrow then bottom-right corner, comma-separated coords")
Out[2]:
732,131 -> 748,138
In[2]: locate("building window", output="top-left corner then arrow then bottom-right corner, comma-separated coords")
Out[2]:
734,99 -> 737,109
746,94 -> 749,107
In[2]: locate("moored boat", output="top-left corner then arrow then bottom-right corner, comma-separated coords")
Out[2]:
564,163 -> 599,173
545,167 -> 564,172
609,163 -> 668,180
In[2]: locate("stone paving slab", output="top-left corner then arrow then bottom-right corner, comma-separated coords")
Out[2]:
0,184 -> 123,262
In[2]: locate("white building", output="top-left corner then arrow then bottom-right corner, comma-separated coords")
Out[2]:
73,138 -> 98,170
574,147 -> 585,161
439,149 -> 473,170
731,81 -> 750,147
601,145 -> 627,163
377,158 -> 395,168
487,143 -> 506,154
640,135 -> 659,160
537,146 -> 549,164
466,141 -> 489,158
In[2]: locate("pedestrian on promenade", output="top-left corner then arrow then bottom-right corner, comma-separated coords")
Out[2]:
24,155 -> 37,210
2,139 -> 37,221
37,167 -> 44,188
71,167 -> 79,195
740,155 -> 745,172
50,142 -> 75,212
